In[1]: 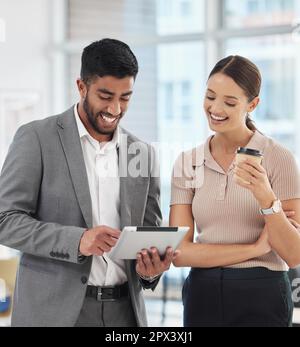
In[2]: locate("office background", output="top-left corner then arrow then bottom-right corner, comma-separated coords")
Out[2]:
0,0 -> 300,326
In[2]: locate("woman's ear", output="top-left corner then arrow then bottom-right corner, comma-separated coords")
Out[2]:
247,96 -> 260,113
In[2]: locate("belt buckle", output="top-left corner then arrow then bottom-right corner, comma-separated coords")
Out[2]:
97,286 -> 116,302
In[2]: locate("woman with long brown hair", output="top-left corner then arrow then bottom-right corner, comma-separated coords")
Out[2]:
170,56 -> 300,327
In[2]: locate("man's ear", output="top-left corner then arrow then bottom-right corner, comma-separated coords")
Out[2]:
247,96 -> 260,113
76,79 -> 87,99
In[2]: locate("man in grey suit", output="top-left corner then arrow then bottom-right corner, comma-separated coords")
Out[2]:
0,39 -> 176,327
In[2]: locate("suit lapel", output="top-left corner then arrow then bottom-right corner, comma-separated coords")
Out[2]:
119,129 -> 132,229
56,107 -> 93,229
118,129 -> 151,289
119,128 -> 150,229
118,131 -> 138,286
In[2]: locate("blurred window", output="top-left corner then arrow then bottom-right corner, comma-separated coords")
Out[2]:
225,34 -> 299,154
223,0 -> 300,28
156,0 -> 205,35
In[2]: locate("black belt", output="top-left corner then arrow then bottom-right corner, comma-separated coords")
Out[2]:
86,282 -> 129,301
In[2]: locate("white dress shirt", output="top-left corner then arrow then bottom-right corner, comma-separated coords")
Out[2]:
74,104 -> 127,286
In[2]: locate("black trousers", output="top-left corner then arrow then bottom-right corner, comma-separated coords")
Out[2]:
183,267 -> 294,327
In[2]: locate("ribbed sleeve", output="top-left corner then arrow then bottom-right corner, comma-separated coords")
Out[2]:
170,151 -> 195,205
265,143 -> 300,201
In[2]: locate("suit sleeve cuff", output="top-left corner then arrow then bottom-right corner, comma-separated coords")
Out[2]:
138,272 -> 160,283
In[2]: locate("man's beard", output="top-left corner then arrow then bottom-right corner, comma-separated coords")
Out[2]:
83,95 -> 122,135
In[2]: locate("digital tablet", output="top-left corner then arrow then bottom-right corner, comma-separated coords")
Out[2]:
109,226 -> 189,260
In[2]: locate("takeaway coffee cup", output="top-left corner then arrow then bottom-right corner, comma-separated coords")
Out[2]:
234,147 -> 263,184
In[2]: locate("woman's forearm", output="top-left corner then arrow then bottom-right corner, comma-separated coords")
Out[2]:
170,205 -> 269,269
173,242 -> 262,268
264,211 -> 300,268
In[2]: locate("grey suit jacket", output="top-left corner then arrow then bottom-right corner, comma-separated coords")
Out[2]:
0,106 -> 162,327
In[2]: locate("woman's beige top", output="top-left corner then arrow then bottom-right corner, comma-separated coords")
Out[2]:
170,131 -> 300,271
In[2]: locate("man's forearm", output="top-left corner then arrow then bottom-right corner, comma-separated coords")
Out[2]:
0,211 -> 86,264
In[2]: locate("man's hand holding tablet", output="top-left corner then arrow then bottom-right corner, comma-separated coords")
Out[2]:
136,246 -> 180,280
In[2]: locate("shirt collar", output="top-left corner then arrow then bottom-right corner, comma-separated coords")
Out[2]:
245,130 -> 268,153
74,104 -> 120,150
204,130 -> 268,174
74,104 -> 89,139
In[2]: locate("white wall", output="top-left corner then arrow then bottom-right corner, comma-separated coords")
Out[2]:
0,0 -> 53,165
0,0 -> 53,257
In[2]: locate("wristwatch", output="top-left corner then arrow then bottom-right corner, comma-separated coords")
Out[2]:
259,199 -> 282,215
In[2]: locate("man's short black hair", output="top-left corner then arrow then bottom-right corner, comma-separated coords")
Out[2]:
80,38 -> 139,83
